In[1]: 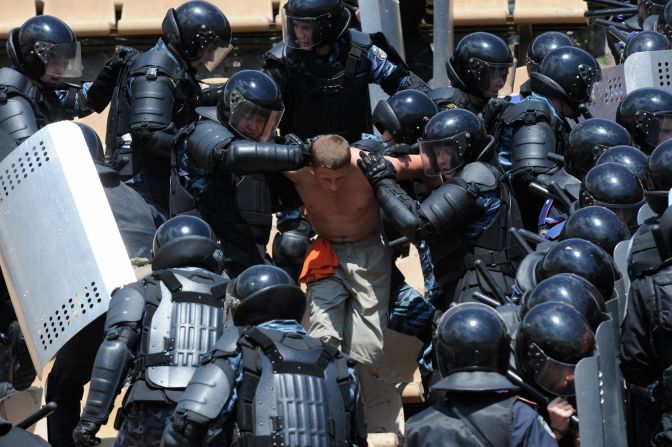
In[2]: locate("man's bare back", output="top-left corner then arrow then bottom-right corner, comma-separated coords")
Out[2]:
285,147 -> 425,242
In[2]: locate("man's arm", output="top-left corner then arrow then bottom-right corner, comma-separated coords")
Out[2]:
385,154 -> 426,180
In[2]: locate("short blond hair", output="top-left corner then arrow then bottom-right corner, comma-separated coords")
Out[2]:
311,135 -> 351,170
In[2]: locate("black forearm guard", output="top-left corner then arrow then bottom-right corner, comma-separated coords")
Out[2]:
226,140 -> 303,174
374,178 -> 425,241
80,324 -> 139,424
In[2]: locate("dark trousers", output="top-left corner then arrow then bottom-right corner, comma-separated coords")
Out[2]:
46,315 -> 106,447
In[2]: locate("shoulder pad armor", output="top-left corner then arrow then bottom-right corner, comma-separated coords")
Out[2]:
0,67 -> 33,99
501,97 -> 555,126
458,162 -> 500,193
211,323 -> 243,355
105,283 -> 146,328
131,47 -> 181,78
263,42 -> 286,67
347,29 -> 373,50
429,86 -> 470,110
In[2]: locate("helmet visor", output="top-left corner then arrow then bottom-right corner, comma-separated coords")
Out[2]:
468,57 -> 516,97
372,100 -> 402,141
202,39 -> 233,72
646,111 -> 672,148
588,198 -> 645,228
230,99 -> 284,142
418,133 -> 469,176
35,40 -> 83,78
529,343 -> 578,396
281,7 -> 340,50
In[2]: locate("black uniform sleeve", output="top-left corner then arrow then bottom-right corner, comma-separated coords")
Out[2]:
620,278 -> 659,386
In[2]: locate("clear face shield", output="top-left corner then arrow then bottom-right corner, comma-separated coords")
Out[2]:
528,343 -> 579,397
34,40 -> 83,78
281,6 -> 346,51
202,39 -> 232,72
419,133 -> 469,177
467,57 -> 516,97
229,99 -> 284,143
644,111 -> 672,148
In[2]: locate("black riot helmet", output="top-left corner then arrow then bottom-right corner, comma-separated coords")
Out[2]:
526,32 -> 574,74
596,145 -> 649,184
372,89 -> 438,145
580,162 -> 645,229
7,15 -> 83,81
624,31 -> 671,61
74,123 -> 104,163
162,0 -> 232,72
435,303 -> 511,378
152,215 -> 219,272
515,302 -> 595,396
536,238 -> 616,300
523,273 -> 606,330
645,139 -> 672,213
282,0 -> 350,51
418,108 -> 494,177
232,265 -> 307,326
658,1 -> 672,40
616,88 -> 672,154
217,70 -> 284,143
560,205 -> 632,255
565,118 -> 632,181
529,47 -> 601,117
446,32 -> 515,99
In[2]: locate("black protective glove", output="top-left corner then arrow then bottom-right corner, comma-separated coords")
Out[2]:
480,97 -> 510,132
160,411 -> 208,447
357,151 -> 397,187
387,142 -> 419,157
283,133 -> 313,165
73,420 -> 102,447
87,46 -> 138,113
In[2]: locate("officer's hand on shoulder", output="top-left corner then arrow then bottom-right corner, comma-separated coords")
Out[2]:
357,151 -> 396,187
72,420 -> 102,447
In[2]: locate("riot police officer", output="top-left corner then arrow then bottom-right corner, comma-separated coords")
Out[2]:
596,145 -> 649,184
160,264 -> 367,447
623,30 -> 671,60
497,46 -> 600,229
559,205 -> 632,256
430,32 -> 515,116
172,69 -> 306,276
0,15 -> 122,146
621,205 -> 672,446
72,216 -> 230,447
358,108 -> 524,309
105,0 -> 232,214
263,0 -> 429,143
616,87 -> 672,154
406,303 -> 560,447
521,32 -> 574,98
579,162 -> 646,230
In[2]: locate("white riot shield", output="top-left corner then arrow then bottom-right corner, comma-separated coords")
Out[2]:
589,50 -> 672,119
637,203 -> 656,226
0,122 -> 136,376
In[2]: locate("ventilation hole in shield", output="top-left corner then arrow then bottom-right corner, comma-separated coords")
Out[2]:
82,309 -> 86,314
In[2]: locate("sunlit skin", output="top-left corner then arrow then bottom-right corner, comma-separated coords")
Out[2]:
284,147 -> 426,242
434,146 -> 456,175
656,118 -> 672,144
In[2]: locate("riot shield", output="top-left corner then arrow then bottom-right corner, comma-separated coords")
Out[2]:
589,49 -> 672,120
613,240 -> 631,322
638,203 -> 656,226
576,355 -> 605,447
0,122 -> 136,376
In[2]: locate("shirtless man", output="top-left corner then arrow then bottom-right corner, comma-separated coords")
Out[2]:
284,134 -> 425,366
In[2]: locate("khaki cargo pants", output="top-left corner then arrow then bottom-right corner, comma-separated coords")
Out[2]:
307,233 -> 391,365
